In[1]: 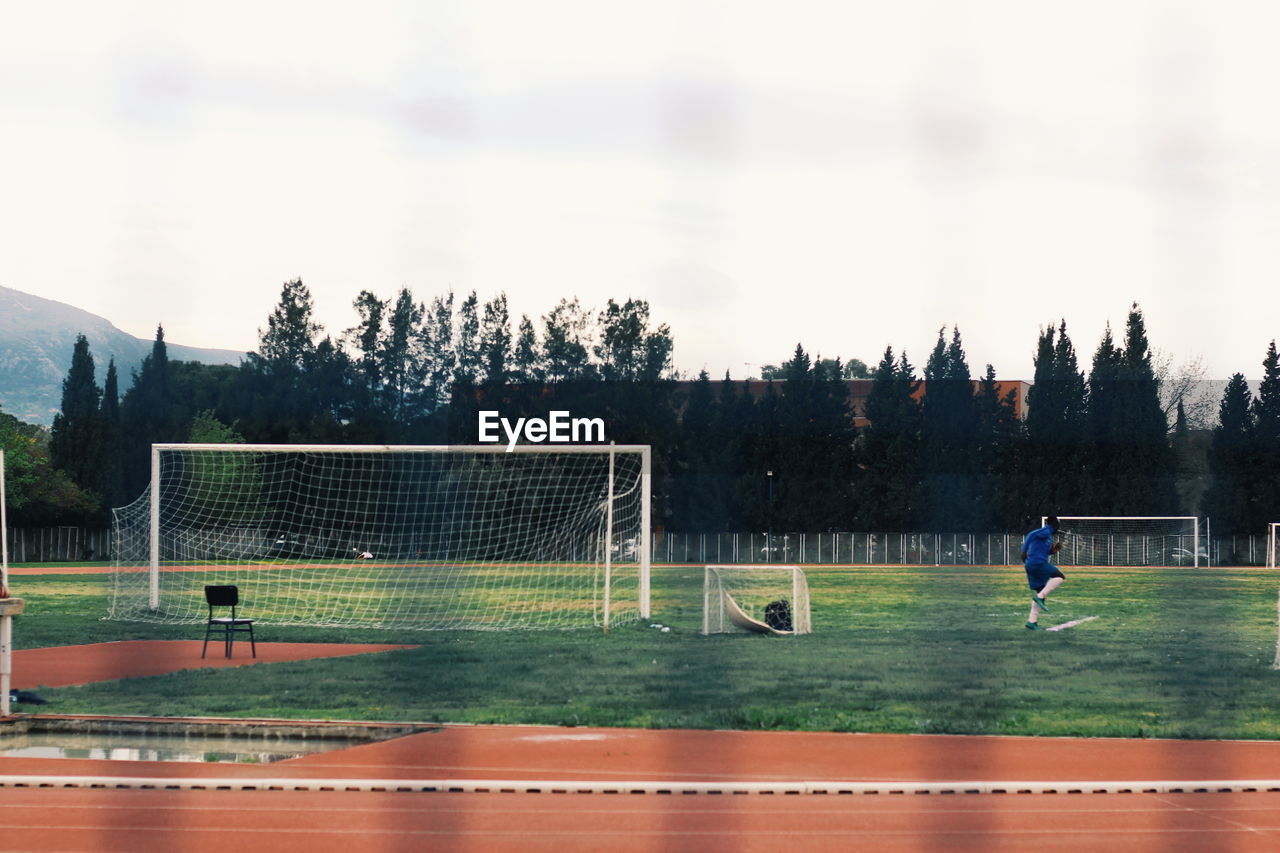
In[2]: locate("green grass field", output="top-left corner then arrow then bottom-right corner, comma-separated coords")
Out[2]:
8,562 -> 1280,739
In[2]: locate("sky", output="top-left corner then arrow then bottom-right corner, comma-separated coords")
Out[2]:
2,0 -> 1279,382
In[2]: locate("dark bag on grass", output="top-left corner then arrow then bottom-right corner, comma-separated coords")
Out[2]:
763,599 -> 792,632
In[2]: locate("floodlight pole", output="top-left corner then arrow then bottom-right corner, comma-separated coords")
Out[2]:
766,471 -> 774,563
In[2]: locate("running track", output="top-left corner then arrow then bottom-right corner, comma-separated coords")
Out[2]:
5,643 -> 1280,851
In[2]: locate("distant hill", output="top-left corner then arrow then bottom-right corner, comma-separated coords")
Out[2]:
0,286 -> 245,426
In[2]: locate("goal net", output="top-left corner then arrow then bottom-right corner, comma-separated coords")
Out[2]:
109,444 -> 650,631
702,565 -> 811,635
1044,516 -> 1202,567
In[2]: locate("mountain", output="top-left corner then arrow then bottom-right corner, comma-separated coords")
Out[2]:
0,286 -> 245,426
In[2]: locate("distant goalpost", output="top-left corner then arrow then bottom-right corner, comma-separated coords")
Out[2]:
109,444 -> 651,631
703,565 -> 812,636
1044,516 -> 1202,568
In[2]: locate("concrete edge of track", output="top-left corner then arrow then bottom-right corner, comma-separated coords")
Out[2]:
4,774 -> 1280,795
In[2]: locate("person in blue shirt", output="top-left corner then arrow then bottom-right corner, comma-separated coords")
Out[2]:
1022,515 -> 1064,630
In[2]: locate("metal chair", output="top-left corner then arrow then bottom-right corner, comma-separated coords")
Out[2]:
202,585 -> 256,659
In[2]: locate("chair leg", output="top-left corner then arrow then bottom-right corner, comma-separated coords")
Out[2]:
248,623 -> 256,658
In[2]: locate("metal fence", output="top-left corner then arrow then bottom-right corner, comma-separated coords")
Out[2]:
5,527 -> 112,563
656,531 -> 1278,568
4,527 -> 1278,567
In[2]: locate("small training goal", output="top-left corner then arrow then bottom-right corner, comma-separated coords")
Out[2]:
109,443 -> 650,631
1045,516 -> 1202,567
702,565 -> 811,636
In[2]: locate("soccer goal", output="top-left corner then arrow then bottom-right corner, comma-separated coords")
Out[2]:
702,565 -> 811,635
1268,523 -> 1280,570
1045,516 -> 1202,567
109,443 -> 651,631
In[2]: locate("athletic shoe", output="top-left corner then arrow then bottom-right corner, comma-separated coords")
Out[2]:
1025,622 -> 1043,630
1031,594 -> 1050,612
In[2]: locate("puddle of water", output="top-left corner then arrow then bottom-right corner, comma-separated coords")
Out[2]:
0,731 -> 369,763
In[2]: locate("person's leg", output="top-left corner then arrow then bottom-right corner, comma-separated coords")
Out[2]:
1037,575 -> 1064,601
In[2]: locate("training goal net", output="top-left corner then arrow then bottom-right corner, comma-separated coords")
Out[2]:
1045,516 -> 1202,567
702,565 -> 811,635
109,443 -> 650,630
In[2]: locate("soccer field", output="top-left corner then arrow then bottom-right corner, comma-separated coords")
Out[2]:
10,562 -> 1280,739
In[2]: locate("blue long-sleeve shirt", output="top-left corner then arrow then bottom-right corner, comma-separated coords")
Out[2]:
1022,524 -> 1056,564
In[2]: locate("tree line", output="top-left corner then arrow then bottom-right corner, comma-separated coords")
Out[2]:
4,282 -> 1279,538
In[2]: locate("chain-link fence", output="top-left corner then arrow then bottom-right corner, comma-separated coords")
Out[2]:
6,526 -> 1280,567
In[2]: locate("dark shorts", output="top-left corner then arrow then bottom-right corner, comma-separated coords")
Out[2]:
1025,561 -> 1065,592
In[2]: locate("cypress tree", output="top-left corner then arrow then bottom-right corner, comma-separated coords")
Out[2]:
121,326 -> 181,498
1086,323 -> 1125,511
975,364 -> 1023,530
1116,304 -> 1177,513
1203,374 -> 1254,536
669,369 -> 727,530
920,327 -> 978,531
1250,341 -> 1280,529
49,334 -> 105,498
856,347 -> 921,530
775,345 -> 855,531
1023,321 -> 1088,520
100,358 -> 126,509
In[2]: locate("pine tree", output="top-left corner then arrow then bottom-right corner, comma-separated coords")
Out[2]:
453,291 -> 481,385
920,327 -> 978,531
258,279 -> 321,369
121,326 -> 183,498
511,314 -> 542,384
479,293 -> 512,386
1203,373 -> 1254,536
49,334 -> 105,499
99,358 -> 125,510
1250,340 -> 1280,529
419,291 -> 456,412
974,364 -> 1022,529
347,290 -> 386,405
1116,304 -> 1177,513
383,288 -> 426,425
1086,322 -> 1124,511
1024,322 -> 1089,520
772,344 -> 855,531
541,297 -> 595,382
717,373 -> 756,530
856,347 -> 921,530
668,369 -> 728,530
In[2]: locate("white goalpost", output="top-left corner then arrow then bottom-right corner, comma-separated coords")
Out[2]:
702,565 -> 811,635
1,449 -> 14,717
1268,523 -> 1280,570
109,443 -> 651,631
1044,516 -> 1202,567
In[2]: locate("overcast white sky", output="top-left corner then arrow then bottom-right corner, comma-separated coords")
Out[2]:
2,0 -> 1279,381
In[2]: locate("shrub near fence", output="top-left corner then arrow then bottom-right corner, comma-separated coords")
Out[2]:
7,527 -> 1280,567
